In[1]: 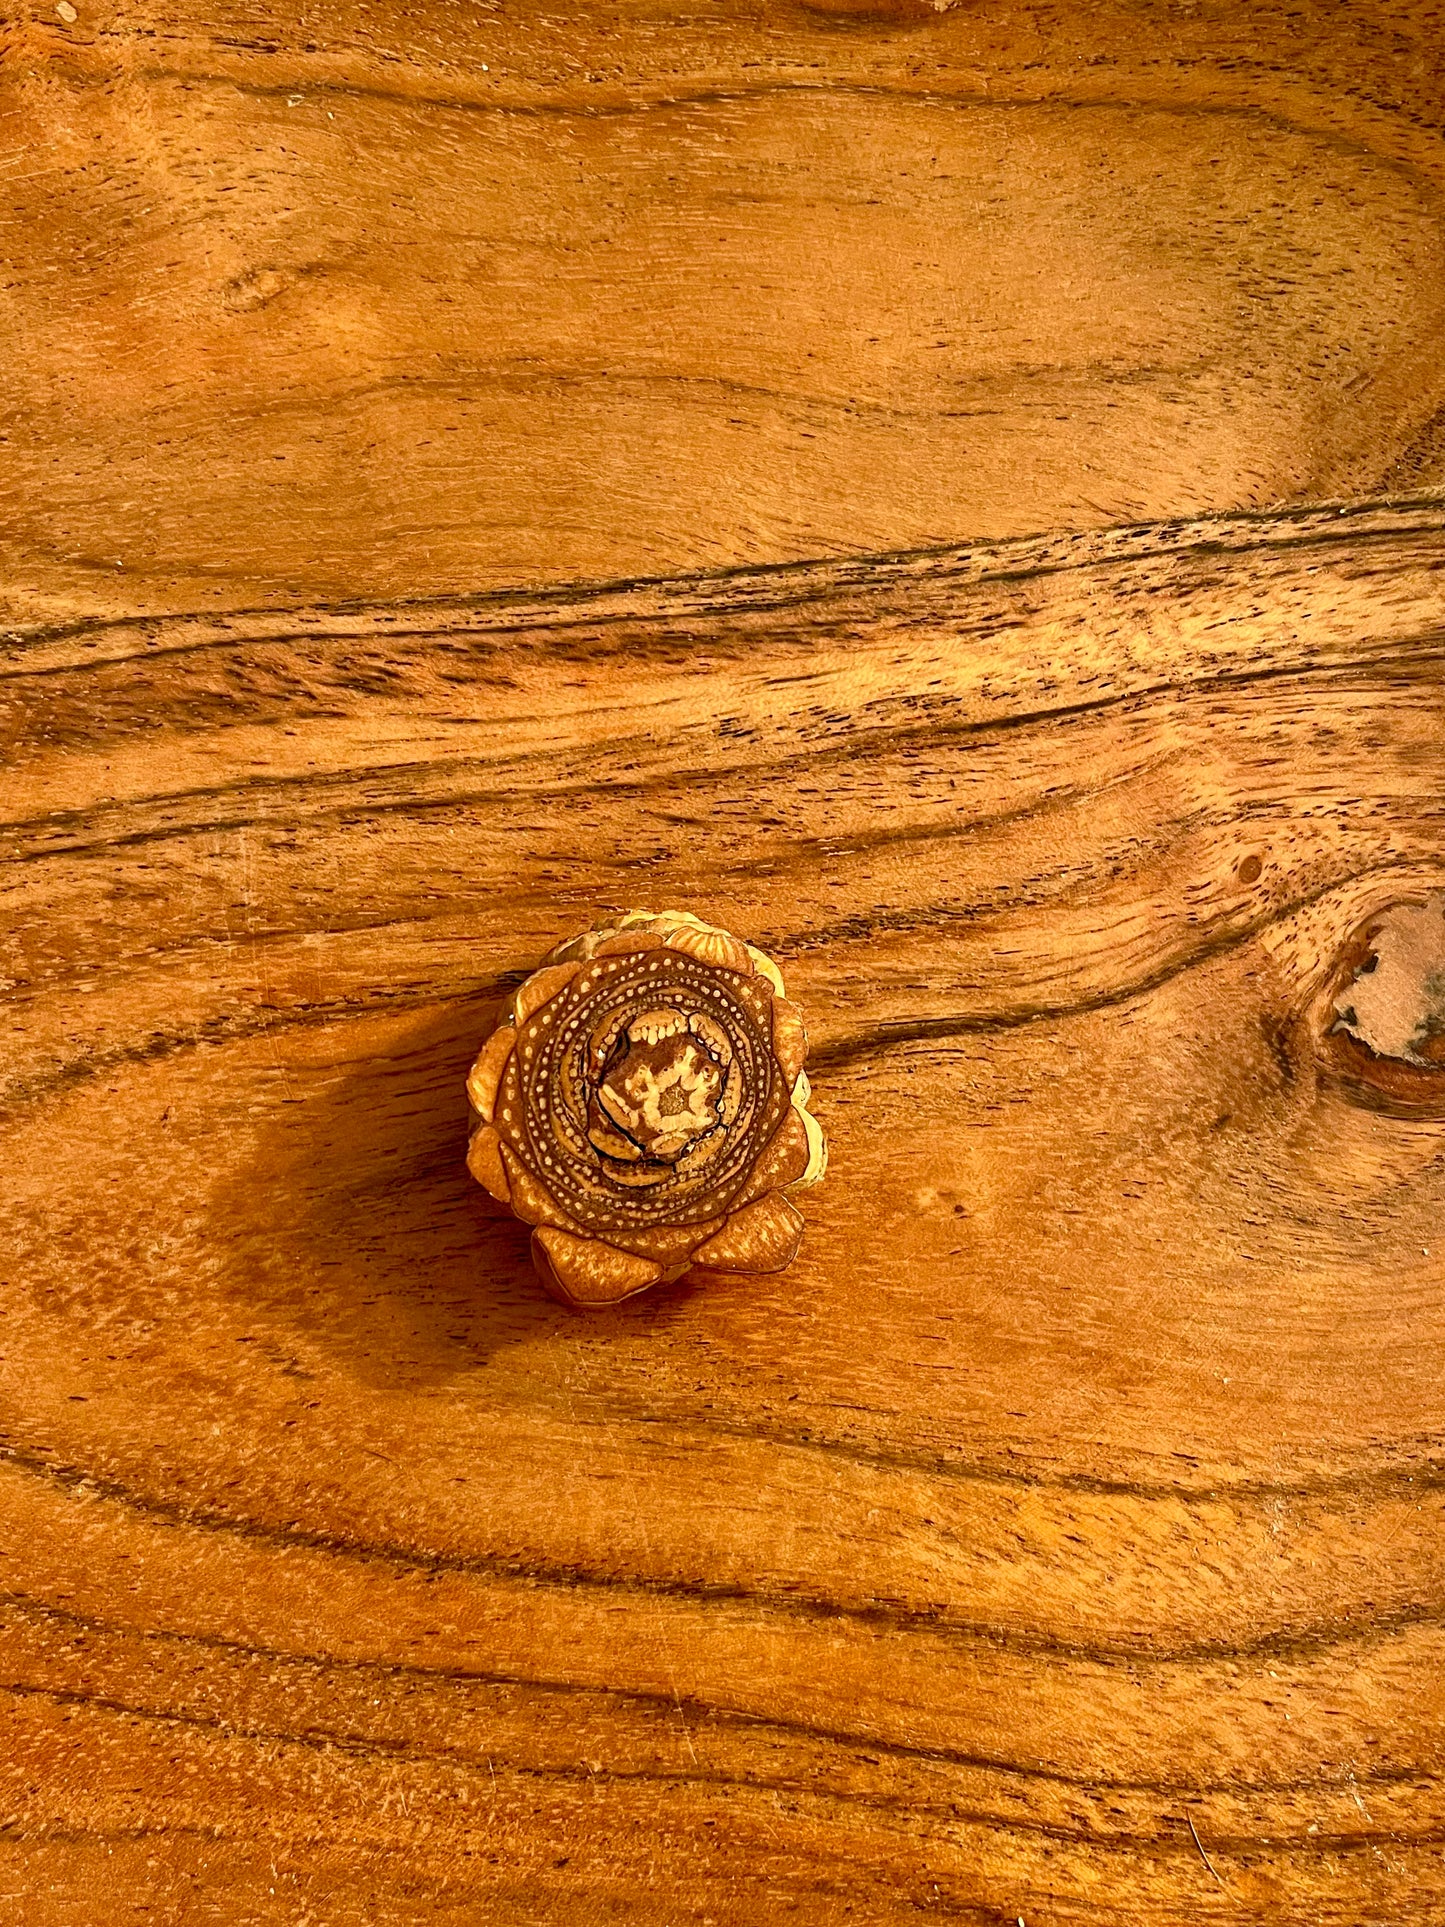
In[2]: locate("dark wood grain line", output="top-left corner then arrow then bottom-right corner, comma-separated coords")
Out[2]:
3,498 -> 1440,667
0,1655 -> 1431,1813
590,1401 -> 1445,1508
0,1680 -> 1262,1844
6,644 -> 1442,867
83,68 -> 1445,213
0,983 -> 505,1111
7,853 -> 1435,1113
811,857 -> 1445,1067
1,1446 -> 1440,1668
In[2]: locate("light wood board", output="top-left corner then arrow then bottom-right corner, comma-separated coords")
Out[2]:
3,0 -> 1445,626
3,1 -> 1445,1919
3,501 -> 1444,1923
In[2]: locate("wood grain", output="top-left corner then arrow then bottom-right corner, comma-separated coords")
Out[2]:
3,498 -> 1444,1922
5,1 -> 1445,1916
4,0 -> 1445,625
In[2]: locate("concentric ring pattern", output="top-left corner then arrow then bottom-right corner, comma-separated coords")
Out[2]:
508,947 -> 783,1234
465,911 -> 827,1304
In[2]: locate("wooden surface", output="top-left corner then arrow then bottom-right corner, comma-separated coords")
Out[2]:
4,503 -> 1445,1923
5,0 -> 1445,627
3,3 -> 1445,1923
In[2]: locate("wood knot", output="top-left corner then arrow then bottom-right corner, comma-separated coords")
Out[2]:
1317,895 -> 1445,1115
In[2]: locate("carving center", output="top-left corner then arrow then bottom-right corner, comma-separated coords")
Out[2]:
588,1008 -> 726,1167
505,945 -> 783,1234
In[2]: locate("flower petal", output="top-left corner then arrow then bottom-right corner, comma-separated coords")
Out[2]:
745,944 -> 786,996
795,1103 -> 828,1188
532,1228 -> 664,1308
737,1105 -> 810,1203
592,930 -> 669,957
465,1024 -> 516,1122
498,1145 -> 569,1228
608,1217 -> 725,1264
691,1193 -> 804,1274
770,997 -> 808,1083
662,922 -> 752,971
465,1124 -> 511,1202
510,960 -> 581,1025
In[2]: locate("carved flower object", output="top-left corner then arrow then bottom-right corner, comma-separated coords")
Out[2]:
465,911 -> 827,1307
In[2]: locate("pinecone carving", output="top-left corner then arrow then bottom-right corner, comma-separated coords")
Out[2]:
466,911 -> 827,1307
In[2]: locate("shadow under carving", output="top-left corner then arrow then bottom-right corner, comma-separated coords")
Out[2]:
216,995 -> 678,1383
